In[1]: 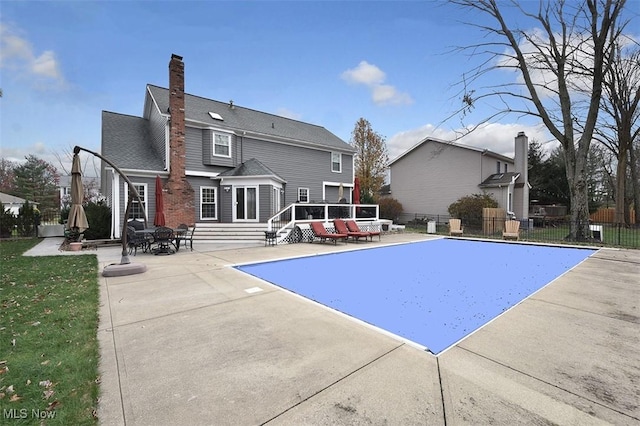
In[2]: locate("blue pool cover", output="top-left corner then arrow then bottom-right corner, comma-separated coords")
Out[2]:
236,239 -> 595,354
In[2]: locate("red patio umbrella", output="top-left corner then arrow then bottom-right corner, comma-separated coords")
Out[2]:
353,177 -> 361,205
153,175 -> 165,226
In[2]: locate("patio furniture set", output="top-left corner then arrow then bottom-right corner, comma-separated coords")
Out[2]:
309,219 -> 381,245
126,220 -> 195,255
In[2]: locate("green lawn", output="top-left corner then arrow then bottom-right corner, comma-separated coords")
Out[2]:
0,239 -> 99,425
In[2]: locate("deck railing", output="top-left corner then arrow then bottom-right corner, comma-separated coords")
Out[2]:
267,203 -> 379,235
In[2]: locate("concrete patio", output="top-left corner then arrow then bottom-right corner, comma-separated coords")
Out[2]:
28,233 -> 640,425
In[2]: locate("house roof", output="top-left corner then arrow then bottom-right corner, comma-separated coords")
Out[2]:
146,85 -> 354,153
217,158 -> 286,183
101,111 -> 166,171
479,172 -> 521,188
0,192 -> 37,205
389,137 -> 513,166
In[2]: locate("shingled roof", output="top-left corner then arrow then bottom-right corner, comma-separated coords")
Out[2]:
101,111 -> 165,171
147,85 -> 354,152
479,172 -> 520,187
218,158 -> 286,182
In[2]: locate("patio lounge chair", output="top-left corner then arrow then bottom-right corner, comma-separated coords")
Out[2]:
345,220 -> 381,241
334,219 -> 370,242
310,222 -> 348,244
176,223 -> 196,251
503,220 -> 520,240
449,219 -> 463,236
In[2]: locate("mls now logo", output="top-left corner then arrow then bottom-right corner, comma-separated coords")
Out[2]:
4,409 -> 28,419
3,409 -> 56,419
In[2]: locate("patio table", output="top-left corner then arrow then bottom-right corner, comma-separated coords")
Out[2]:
135,228 -> 187,252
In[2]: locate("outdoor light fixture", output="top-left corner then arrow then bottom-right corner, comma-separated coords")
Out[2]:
224,186 -> 231,192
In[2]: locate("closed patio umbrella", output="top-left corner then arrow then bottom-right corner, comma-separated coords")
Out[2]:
338,183 -> 344,202
67,153 -> 89,232
353,177 -> 361,205
154,175 -> 165,227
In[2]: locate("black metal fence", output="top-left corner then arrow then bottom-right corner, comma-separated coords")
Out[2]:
400,213 -> 640,249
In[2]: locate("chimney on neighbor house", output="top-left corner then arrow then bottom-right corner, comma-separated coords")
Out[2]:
164,54 -> 195,228
514,131 -> 529,219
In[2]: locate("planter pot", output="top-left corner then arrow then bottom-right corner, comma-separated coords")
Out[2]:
69,242 -> 83,251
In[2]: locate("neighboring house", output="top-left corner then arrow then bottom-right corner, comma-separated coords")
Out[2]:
101,54 -> 355,238
0,192 -> 38,215
389,132 -> 530,220
58,175 -> 101,208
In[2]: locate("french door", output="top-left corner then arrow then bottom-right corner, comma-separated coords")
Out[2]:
234,186 -> 258,222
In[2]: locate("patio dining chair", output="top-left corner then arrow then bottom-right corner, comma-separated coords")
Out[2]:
126,226 -> 149,255
153,226 -> 175,255
176,223 -> 196,251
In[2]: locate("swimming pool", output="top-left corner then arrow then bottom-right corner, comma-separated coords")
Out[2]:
236,239 -> 595,354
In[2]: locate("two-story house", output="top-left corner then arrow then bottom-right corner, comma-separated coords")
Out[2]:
389,133 -> 530,221
101,54 -> 355,238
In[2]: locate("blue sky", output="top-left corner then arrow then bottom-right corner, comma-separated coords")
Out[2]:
1,1 -> 636,178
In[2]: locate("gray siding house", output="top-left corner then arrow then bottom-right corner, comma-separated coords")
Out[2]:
389,133 -> 530,220
101,54 -> 355,238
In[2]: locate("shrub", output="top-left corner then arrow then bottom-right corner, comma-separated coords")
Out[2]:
83,201 -> 112,240
448,193 -> 498,227
1,208 -> 16,238
379,197 -> 404,222
16,201 -> 36,237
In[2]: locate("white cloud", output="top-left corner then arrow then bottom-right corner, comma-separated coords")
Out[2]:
341,60 -> 413,106
341,61 -> 386,85
388,122 -> 555,163
0,23 -> 64,86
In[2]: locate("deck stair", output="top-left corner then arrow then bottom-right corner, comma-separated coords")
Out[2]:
193,223 -> 271,244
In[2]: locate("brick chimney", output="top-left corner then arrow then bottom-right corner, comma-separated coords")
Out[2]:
164,54 -> 195,227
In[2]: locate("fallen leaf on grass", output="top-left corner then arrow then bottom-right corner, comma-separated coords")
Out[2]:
9,394 -> 21,402
0,392 -> 5,399
47,400 -> 60,410
41,360 -> 50,366
43,390 -> 55,400
6,385 -> 14,393
39,380 -> 52,388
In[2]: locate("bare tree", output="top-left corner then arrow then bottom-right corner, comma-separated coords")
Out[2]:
449,0 -> 629,240
594,41 -> 640,225
349,118 -> 389,202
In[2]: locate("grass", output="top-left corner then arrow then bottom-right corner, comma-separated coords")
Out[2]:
0,239 -> 99,425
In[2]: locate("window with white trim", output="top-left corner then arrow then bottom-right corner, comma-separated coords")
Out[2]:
331,152 -> 342,173
201,186 -> 217,220
126,183 -> 147,220
213,133 -> 231,158
298,187 -> 309,203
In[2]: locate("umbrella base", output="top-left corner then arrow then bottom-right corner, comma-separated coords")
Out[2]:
102,262 -> 147,277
